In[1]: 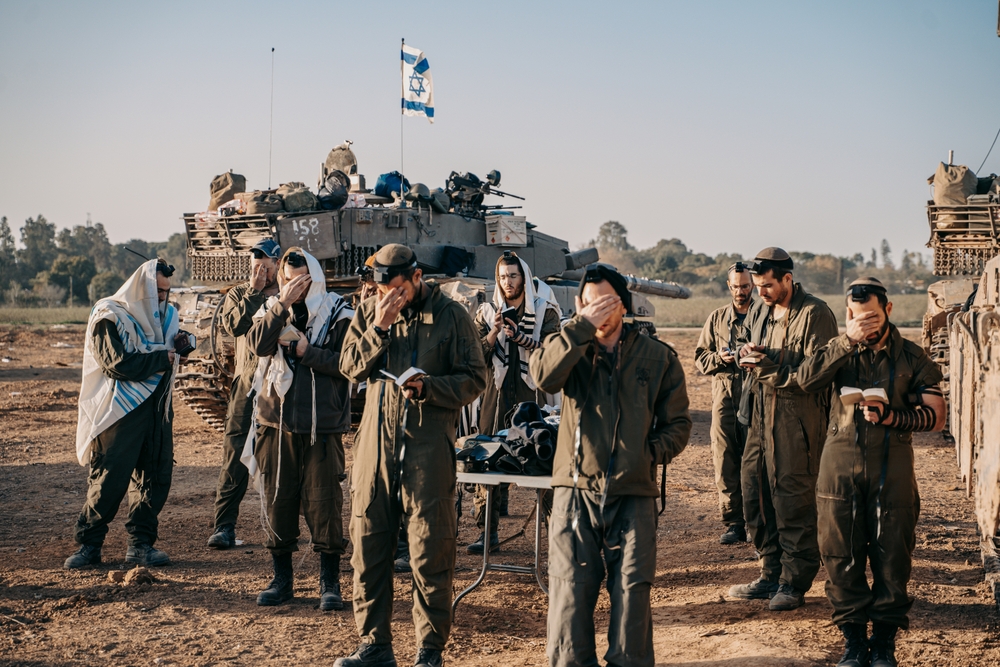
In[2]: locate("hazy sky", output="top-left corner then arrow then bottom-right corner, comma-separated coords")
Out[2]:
2,1 -> 999,265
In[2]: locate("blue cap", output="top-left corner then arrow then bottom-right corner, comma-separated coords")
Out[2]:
251,238 -> 281,259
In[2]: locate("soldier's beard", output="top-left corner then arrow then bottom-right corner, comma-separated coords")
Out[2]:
733,292 -> 749,306
502,283 -> 524,302
865,320 -> 890,346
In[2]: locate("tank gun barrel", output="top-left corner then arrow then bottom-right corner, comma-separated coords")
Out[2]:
622,275 -> 691,299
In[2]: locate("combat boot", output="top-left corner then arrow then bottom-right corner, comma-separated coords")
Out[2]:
257,552 -> 294,606
727,576 -> 779,600
466,532 -> 499,555
63,544 -> 102,570
719,524 -> 747,545
319,552 -> 343,611
836,623 -> 869,667
333,642 -> 397,667
869,623 -> 898,667
769,584 -> 805,610
125,543 -> 170,566
207,524 -> 236,549
414,647 -> 443,667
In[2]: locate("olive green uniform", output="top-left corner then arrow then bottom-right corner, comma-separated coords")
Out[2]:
530,318 -> 691,667
74,320 -> 174,548
212,282 -> 268,531
472,302 -> 560,530
340,283 -> 487,651
695,302 -> 752,527
247,301 -> 352,555
798,326 -> 942,629
738,284 -> 838,592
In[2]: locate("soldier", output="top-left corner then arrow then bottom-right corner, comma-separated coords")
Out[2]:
207,239 -> 280,549
245,247 -> 353,611
798,278 -> 944,667
65,259 -> 188,569
336,244 -> 487,667
695,262 -> 755,545
530,263 -> 691,667
467,251 -> 561,554
728,247 -> 838,611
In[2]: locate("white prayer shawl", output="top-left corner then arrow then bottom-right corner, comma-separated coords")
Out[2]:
75,260 -> 179,466
240,250 -> 353,481
480,256 -> 561,391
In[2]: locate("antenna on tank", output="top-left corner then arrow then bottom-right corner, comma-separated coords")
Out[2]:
268,47 -> 275,189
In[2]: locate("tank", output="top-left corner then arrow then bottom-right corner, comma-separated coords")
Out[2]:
174,144 -> 691,432
924,182 -> 1000,605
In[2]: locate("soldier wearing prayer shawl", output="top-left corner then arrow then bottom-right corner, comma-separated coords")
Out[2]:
243,247 -> 354,611
65,259 -> 188,570
467,251 -> 561,554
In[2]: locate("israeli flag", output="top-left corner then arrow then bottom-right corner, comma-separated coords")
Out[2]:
401,43 -> 434,123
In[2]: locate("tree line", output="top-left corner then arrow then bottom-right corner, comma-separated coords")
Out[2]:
0,215 -> 187,307
590,221 -> 935,296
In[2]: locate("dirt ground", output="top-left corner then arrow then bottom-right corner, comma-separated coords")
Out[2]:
1,324 -> 998,666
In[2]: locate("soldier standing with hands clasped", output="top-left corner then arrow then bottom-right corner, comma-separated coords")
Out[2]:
531,263 -> 691,667
728,247 -> 839,611
798,278 -> 944,667
336,244 -> 486,667
695,262 -> 755,545
207,239 -> 281,550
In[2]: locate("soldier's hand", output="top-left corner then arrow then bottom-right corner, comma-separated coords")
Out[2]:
167,350 -> 176,365
375,286 -> 407,330
575,294 -> 621,330
281,330 -> 309,357
720,347 -> 735,363
846,310 -> 880,344
250,262 -> 269,291
860,401 -> 890,424
278,274 -> 311,308
492,309 -> 505,334
403,377 -> 424,400
738,342 -> 761,367
501,318 -> 518,338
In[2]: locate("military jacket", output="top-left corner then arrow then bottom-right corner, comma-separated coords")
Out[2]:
340,283 -> 488,518
529,317 -> 691,497
797,325 -> 943,451
695,301 -> 753,404
219,282 -> 268,423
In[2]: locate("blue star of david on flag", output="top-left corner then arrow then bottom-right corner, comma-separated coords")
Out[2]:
401,43 -> 434,123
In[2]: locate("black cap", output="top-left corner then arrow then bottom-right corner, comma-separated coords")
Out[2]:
749,247 -> 794,273
847,276 -> 887,302
578,262 -> 632,314
372,243 -> 418,284
251,238 -> 281,259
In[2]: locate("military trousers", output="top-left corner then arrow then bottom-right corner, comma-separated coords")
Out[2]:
255,427 -> 346,555
547,487 -> 657,667
74,383 -> 173,548
212,382 -> 253,530
350,462 -> 457,650
710,381 -> 745,526
741,400 -> 824,592
817,436 -> 919,630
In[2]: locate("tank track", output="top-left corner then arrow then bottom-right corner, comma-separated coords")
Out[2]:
175,358 -> 231,433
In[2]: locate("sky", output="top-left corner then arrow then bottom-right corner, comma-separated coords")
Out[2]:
2,1 -> 1000,265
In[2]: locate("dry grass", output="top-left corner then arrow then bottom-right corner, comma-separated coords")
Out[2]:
650,294 -> 928,328
0,307 -> 91,324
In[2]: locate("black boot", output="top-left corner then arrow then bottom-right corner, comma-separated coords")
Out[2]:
870,623 -> 898,667
333,643 -> 397,667
320,552 -> 343,611
257,552 -> 293,606
836,623 -> 869,667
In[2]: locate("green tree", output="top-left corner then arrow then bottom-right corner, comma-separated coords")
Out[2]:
50,255 -> 97,304
17,215 -> 57,279
57,221 -> 113,272
880,239 -> 893,270
0,216 -> 17,294
89,271 -> 124,300
592,221 -> 633,253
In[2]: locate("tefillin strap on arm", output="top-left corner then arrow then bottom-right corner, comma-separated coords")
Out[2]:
886,405 -> 937,432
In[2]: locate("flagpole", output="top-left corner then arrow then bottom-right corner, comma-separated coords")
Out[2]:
400,37 -> 406,208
